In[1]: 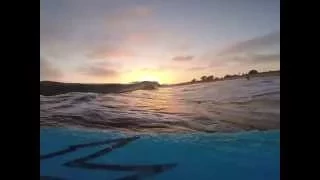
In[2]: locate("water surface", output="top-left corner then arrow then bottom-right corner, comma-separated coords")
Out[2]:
41,76 -> 280,133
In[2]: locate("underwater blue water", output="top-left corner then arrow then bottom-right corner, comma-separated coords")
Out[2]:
40,128 -> 279,180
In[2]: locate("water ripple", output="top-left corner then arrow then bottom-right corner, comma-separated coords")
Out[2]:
40,76 -> 280,133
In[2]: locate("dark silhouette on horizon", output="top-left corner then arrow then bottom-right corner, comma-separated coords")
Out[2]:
164,69 -> 279,87
40,69 -> 279,96
248,69 -> 259,75
40,81 -> 160,96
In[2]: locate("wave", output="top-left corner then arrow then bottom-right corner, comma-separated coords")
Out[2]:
40,81 -> 160,96
40,77 -> 280,134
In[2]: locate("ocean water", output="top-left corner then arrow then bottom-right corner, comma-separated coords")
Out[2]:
40,128 -> 279,180
40,76 -> 280,180
41,76 -> 280,133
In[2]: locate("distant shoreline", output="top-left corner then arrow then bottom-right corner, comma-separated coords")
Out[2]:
40,70 -> 279,96
161,70 -> 280,87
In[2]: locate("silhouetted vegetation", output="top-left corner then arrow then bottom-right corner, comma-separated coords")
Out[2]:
248,69 -> 258,75
223,74 -> 242,79
224,75 -> 231,79
200,76 -> 207,81
41,70 -> 280,92
199,75 -> 214,82
163,70 -> 280,87
206,75 -> 214,81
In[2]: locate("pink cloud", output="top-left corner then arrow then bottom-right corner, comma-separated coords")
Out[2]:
172,55 -> 194,61
81,66 -> 119,77
126,33 -> 150,44
88,46 -> 136,59
40,57 -> 63,80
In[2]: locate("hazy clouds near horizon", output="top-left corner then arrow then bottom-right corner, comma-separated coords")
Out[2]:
41,0 -> 280,83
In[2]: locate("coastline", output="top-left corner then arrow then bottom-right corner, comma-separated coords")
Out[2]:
40,70 -> 280,96
162,70 -> 280,87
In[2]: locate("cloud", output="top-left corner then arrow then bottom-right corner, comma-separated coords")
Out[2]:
88,46 -> 136,60
126,32 -> 152,44
40,57 -> 62,80
133,65 -> 184,73
87,29 -> 165,60
159,65 -> 177,69
199,51 -> 229,68
219,31 -> 280,56
80,66 -> 119,77
187,66 -> 208,71
203,31 -> 280,69
93,61 -> 122,68
249,53 -> 280,62
172,55 -> 194,61
41,3 -> 154,60
225,53 -> 280,63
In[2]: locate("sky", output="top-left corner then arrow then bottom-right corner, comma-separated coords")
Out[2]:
40,0 -> 280,84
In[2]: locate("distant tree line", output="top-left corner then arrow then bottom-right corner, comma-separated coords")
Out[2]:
248,69 -> 258,75
190,69 -> 259,83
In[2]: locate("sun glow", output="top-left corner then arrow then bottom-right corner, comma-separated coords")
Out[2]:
138,75 -> 159,82
121,69 -> 175,84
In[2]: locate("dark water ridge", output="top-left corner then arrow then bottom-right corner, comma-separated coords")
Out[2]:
40,81 -> 160,96
40,76 -> 280,133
